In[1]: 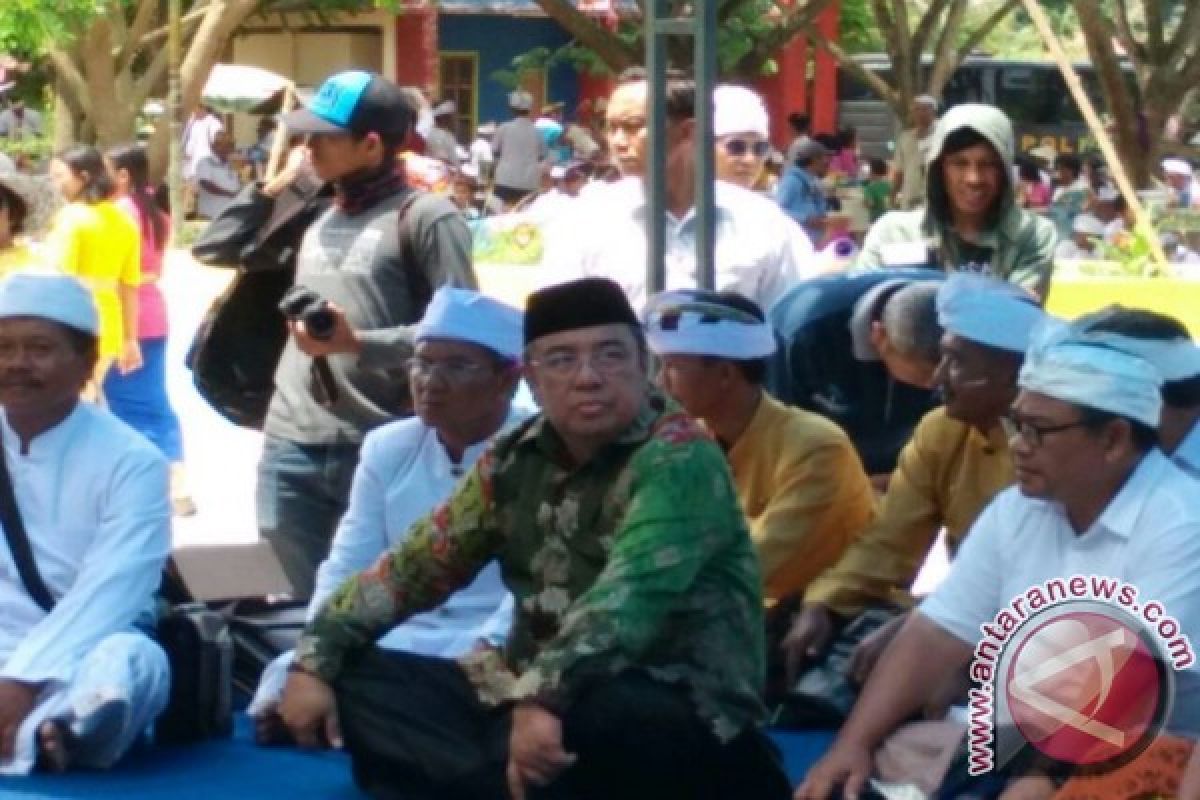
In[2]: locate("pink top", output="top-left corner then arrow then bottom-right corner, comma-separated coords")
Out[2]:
1022,180 -> 1051,209
117,194 -> 169,339
829,148 -> 859,178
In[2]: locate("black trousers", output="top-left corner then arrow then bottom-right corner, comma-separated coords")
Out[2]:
335,648 -> 793,800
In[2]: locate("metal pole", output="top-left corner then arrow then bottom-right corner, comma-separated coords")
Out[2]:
693,0 -> 717,290
645,0 -> 668,296
167,0 -> 183,245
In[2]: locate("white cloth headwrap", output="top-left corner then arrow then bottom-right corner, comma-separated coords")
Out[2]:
0,271 -> 99,335
936,274 -> 1045,354
415,288 -> 524,361
713,85 -> 769,139
1019,317 -> 1162,427
1080,332 -> 1200,383
644,290 -> 776,359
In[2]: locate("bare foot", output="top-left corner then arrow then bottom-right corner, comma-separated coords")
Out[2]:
36,720 -> 76,773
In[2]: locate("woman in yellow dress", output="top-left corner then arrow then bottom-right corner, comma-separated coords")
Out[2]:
46,145 -> 142,384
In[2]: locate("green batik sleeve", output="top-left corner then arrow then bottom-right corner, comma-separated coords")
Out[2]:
294,451 -> 505,683
511,438 -> 746,709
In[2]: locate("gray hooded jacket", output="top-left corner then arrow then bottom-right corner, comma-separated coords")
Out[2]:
857,104 -> 1058,300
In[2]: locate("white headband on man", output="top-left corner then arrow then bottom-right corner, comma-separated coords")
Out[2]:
713,85 -> 769,140
415,288 -> 523,362
936,274 -> 1045,354
644,290 -> 776,359
1019,318 -> 1162,428
0,271 -> 99,336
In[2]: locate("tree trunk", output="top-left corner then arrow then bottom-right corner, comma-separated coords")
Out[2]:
146,0 -> 260,181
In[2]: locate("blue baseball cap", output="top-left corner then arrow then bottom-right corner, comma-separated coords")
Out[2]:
282,71 -> 414,138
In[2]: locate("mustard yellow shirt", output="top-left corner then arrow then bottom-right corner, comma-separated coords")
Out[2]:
727,393 -> 877,604
0,242 -> 37,276
45,201 -> 141,358
803,406 -> 1013,616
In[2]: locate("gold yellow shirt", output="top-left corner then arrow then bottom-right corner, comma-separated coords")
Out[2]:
45,201 -> 141,358
803,406 -> 1013,616
727,393 -> 877,604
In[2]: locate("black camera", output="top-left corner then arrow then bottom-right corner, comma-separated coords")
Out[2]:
278,285 -> 336,341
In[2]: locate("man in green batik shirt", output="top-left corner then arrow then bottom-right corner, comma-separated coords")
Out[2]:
279,277 -> 791,800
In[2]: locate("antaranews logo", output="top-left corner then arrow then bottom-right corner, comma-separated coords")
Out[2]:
966,575 -> 1193,777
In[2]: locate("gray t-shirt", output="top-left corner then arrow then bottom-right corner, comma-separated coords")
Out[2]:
264,189 -> 475,444
492,117 -> 546,192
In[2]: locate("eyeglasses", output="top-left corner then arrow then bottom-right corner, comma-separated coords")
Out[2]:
1001,412 -> 1088,448
528,343 -> 634,379
406,357 -> 496,384
722,138 -> 770,159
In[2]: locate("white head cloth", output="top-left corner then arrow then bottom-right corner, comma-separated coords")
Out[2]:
1076,306 -> 1200,383
1162,158 -> 1194,178
1019,317 -> 1162,427
936,274 -> 1045,354
915,94 -> 939,111
713,85 -> 769,139
0,271 -> 99,335
644,290 -> 776,359
415,288 -> 524,361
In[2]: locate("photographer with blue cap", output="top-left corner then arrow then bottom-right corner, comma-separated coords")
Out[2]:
241,70 -> 476,602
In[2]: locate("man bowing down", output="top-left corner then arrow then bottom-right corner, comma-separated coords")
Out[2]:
0,273 -> 170,774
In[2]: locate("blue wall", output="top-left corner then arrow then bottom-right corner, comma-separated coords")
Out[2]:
438,14 -> 580,128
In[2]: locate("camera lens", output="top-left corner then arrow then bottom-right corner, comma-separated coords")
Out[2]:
305,305 -> 337,341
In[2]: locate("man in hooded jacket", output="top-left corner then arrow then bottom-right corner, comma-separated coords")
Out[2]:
857,104 -> 1058,301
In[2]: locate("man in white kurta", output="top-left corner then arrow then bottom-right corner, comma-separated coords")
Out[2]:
0,272 -> 170,775
250,287 -> 525,737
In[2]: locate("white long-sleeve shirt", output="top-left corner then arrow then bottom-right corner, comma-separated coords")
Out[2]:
308,409 -> 526,654
545,177 -> 813,312
0,403 -> 170,684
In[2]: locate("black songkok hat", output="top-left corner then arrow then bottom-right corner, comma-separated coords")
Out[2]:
524,278 -> 640,345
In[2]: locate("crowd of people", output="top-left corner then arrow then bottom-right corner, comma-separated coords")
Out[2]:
0,63 -> 1198,800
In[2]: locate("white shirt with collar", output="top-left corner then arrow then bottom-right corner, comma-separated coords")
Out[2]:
250,406 -> 526,714
0,402 -> 171,773
921,449 -> 1200,735
546,177 -> 814,312
1172,418 -> 1200,481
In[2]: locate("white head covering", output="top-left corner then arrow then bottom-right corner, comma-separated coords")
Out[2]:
1162,158 -> 1194,178
936,274 -> 1045,354
644,290 -> 776,360
508,90 -> 533,112
1095,187 -> 1119,204
713,85 -> 769,139
415,288 -> 523,362
1019,317 -> 1162,428
1076,306 -> 1200,383
432,100 -> 456,117
0,271 -> 99,335
1072,214 -> 1105,237
914,95 -> 939,111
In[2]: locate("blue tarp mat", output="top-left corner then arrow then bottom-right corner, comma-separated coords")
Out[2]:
0,716 -> 834,799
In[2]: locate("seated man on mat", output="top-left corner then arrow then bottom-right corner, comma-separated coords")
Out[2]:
781,275 -> 1045,692
796,317 -> 1200,799
0,272 -> 171,774
645,288 -> 875,608
253,287 -> 525,744
279,277 -> 792,800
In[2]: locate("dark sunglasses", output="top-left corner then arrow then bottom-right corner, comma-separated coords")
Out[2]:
722,138 -> 770,158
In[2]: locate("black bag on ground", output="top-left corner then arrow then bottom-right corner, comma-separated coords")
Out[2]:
775,606 -> 903,729
224,598 -> 308,701
155,603 -> 234,744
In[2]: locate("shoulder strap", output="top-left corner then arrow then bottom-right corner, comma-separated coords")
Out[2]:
0,430 -> 56,612
397,190 -> 432,313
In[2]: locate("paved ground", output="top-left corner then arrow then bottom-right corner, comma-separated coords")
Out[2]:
159,248 -> 950,588
161,251 -> 263,548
